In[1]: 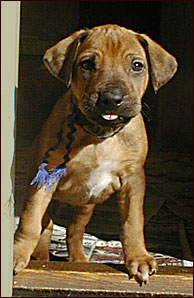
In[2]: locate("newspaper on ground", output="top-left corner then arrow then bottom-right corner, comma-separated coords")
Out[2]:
14,217 -> 193,267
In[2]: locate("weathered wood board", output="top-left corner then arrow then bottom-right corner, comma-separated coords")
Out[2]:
13,261 -> 193,297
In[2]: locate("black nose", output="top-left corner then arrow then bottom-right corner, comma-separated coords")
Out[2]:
97,88 -> 124,108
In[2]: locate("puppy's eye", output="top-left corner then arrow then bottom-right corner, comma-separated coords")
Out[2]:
131,60 -> 144,72
80,59 -> 95,70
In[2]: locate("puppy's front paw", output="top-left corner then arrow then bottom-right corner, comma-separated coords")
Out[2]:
14,253 -> 31,275
126,255 -> 157,286
14,242 -> 31,275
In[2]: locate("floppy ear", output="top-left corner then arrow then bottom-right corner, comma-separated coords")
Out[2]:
43,30 -> 88,87
137,34 -> 178,93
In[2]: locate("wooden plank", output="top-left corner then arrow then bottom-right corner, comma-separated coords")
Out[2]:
13,261 -> 193,297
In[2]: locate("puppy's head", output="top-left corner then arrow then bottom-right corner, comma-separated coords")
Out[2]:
44,24 -> 177,128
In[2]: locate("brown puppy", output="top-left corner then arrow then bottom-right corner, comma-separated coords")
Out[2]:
14,24 -> 177,284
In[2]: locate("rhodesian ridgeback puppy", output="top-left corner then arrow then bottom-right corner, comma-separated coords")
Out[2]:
14,24 -> 177,285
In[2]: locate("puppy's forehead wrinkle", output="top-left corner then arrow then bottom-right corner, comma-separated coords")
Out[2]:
80,25 -> 141,57
90,24 -> 134,36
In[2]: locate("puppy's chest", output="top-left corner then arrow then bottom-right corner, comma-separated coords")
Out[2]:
86,161 -> 121,200
54,144 -> 122,205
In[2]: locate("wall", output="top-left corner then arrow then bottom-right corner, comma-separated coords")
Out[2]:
157,1 -> 193,152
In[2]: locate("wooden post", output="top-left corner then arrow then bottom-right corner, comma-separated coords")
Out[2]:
1,2 -> 20,296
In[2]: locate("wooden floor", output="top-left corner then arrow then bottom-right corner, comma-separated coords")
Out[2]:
13,261 -> 193,297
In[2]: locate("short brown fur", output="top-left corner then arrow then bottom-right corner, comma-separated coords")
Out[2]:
14,24 -> 177,285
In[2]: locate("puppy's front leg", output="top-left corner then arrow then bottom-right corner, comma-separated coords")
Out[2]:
118,169 -> 157,285
14,187 -> 54,274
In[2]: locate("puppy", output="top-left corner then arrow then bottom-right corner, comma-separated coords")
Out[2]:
14,24 -> 177,285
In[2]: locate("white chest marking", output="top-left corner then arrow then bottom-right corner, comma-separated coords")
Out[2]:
87,162 -> 118,198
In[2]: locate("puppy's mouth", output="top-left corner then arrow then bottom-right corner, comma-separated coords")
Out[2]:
90,113 -> 132,128
88,102 -> 139,127
74,98 -> 139,130
101,114 -> 119,121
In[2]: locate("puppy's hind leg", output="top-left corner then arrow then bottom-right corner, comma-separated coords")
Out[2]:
67,204 -> 95,263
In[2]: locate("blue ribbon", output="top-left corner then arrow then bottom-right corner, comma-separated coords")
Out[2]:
30,163 -> 67,191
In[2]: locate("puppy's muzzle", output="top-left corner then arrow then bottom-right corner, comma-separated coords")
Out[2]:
86,85 -> 138,125
97,87 -> 126,110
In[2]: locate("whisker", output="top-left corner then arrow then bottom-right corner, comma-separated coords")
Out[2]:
141,110 -> 152,121
83,92 -> 90,99
141,102 -> 152,121
142,102 -> 151,110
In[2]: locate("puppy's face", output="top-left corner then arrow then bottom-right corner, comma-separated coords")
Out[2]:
44,24 -> 177,128
71,26 -> 149,128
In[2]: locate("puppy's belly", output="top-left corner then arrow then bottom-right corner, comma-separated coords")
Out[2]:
52,162 -> 121,206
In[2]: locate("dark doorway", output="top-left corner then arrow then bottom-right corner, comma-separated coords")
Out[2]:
15,1 -> 193,260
